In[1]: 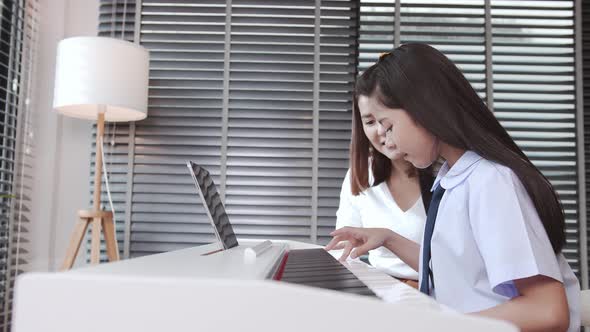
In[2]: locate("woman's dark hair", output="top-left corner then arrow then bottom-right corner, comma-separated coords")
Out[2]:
355,43 -> 565,254
349,92 -> 435,210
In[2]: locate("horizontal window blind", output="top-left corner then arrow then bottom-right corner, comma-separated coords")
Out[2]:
491,0 -> 579,274
0,4 -> 17,311
225,0 -> 317,243
131,0 -> 226,256
358,0 -> 395,71
359,1 -> 486,95
0,0 -> 38,329
583,0 -> 590,283
399,0 -> 487,98
95,0 -> 357,256
317,0 -> 358,244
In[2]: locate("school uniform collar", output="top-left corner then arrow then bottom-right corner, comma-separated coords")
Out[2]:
431,151 -> 483,191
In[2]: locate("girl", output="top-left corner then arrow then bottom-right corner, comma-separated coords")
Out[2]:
335,90 -> 435,287
326,43 -> 580,332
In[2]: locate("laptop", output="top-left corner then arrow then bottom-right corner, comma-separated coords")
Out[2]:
186,161 -> 239,250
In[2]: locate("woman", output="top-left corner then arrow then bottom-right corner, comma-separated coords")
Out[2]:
335,73 -> 435,286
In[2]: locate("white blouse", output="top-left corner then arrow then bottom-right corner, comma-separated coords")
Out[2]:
423,151 -> 580,331
336,169 -> 426,280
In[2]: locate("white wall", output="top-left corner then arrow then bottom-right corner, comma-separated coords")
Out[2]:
31,0 -> 98,271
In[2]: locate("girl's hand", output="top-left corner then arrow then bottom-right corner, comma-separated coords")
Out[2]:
324,227 -> 394,262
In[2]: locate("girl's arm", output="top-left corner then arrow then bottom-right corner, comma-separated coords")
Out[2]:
382,229 -> 420,272
473,275 -> 569,332
325,227 -> 420,272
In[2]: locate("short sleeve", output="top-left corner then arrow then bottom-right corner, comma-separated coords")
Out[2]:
468,164 -> 563,297
335,170 -> 363,229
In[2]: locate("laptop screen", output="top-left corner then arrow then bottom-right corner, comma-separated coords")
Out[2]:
187,161 -> 239,250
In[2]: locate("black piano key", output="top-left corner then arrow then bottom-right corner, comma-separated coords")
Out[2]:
281,269 -> 356,279
298,278 -> 369,290
281,273 -> 361,283
277,248 -> 377,297
340,287 -> 378,296
283,261 -> 343,268
282,265 -> 350,274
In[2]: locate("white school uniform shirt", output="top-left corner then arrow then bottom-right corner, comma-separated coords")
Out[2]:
336,169 -> 426,279
420,151 -> 580,331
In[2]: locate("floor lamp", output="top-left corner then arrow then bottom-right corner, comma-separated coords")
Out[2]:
53,37 -> 149,270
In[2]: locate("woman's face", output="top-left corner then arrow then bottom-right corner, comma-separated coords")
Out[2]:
357,96 -> 404,161
357,94 -> 438,169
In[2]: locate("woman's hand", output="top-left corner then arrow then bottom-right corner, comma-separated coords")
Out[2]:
324,227 -> 394,262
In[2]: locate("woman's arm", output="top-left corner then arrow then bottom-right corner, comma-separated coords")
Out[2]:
325,227 -> 420,272
473,275 -> 569,332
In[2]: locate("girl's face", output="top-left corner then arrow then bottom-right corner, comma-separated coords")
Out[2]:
358,96 -> 404,161
357,94 -> 439,169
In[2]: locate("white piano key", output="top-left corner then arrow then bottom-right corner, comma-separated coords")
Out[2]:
328,249 -> 443,311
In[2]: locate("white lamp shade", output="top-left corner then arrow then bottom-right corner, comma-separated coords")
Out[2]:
53,36 -> 150,122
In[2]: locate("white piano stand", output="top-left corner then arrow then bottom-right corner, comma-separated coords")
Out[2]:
13,240 -> 517,332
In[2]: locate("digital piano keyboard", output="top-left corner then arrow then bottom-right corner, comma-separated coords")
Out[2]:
13,240 -> 517,332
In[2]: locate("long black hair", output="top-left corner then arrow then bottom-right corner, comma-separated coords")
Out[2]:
355,43 -> 565,254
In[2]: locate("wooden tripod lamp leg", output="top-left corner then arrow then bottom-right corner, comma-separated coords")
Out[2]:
89,109 -> 105,266
61,217 -> 91,271
94,109 -> 120,262
93,110 -> 105,212
90,217 -> 102,264
102,214 -> 120,262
